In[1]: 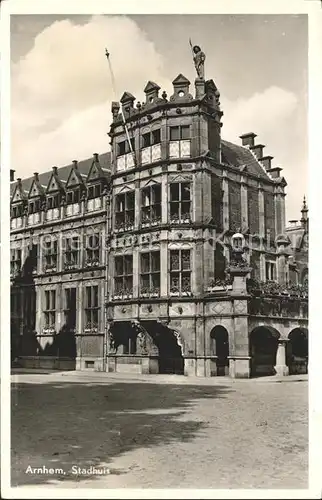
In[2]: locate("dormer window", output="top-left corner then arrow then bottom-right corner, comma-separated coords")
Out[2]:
28,199 -> 41,214
66,188 -> 81,217
11,204 -> 23,218
28,198 -> 41,225
67,189 -> 80,204
88,184 -> 101,199
47,194 -> 60,209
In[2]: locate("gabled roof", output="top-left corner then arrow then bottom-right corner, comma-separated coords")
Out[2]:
144,81 -> 161,93
28,176 -> 46,198
221,140 -> 271,180
10,152 -> 111,199
172,74 -> 190,86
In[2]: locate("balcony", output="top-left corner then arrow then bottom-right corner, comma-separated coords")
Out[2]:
28,213 -> 41,225
116,153 -> 135,172
66,203 -> 80,217
47,208 -> 60,221
11,217 -> 23,230
87,198 -> 102,212
141,144 -> 161,165
169,140 -> 191,159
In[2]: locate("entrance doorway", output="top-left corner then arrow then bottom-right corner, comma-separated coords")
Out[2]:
144,321 -> 184,375
250,326 -> 280,377
210,325 -> 229,376
288,328 -> 308,375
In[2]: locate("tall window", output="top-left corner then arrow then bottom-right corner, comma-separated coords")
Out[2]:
86,234 -> 100,266
140,251 -> 160,296
10,249 -> 22,276
28,199 -> 41,214
11,204 -> 24,218
117,138 -> 135,156
170,126 -> 190,141
170,249 -> 191,294
265,261 -> 276,282
44,240 -> 58,271
85,286 -> 99,331
24,289 -> 36,330
88,184 -> 101,199
66,189 -> 80,204
141,184 -> 161,224
64,236 -> 80,269
169,182 -> 191,222
44,290 -> 56,329
142,129 -> 161,148
47,194 -> 60,209
114,255 -> 133,296
64,288 -> 77,330
115,192 -> 135,230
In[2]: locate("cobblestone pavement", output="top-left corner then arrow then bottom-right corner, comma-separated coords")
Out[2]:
11,371 -> 308,490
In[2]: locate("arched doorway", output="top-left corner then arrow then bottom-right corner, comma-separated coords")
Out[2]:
250,326 -> 280,377
210,326 -> 229,376
287,328 -> 308,375
143,321 -> 184,375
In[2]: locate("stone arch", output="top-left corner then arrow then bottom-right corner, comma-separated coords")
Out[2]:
250,325 -> 280,377
210,325 -> 229,376
287,327 -> 308,375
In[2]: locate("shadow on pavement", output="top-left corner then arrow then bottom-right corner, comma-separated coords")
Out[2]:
11,379 -> 231,487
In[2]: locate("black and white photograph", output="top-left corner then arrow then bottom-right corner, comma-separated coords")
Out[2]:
1,1 -> 321,498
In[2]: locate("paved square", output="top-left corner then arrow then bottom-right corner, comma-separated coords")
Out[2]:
11,372 -> 308,489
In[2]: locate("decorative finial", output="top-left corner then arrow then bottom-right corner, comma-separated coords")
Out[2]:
162,90 -> 168,101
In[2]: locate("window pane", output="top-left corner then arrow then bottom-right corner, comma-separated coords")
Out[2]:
141,188 -> 150,207
170,251 -> 180,271
151,273 -> 160,290
126,192 -> 135,210
141,253 -> 150,274
152,184 -> 161,204
116,194 -> 125,212
151,252 -> 160,272
181,183 -> 191,200
143,133 -> 151,148
170,273 -> 180,292
115,257 -> 123,276
152,129 -> 161,144
124,255 -> 133,275
181,125 -> 190,140
45,291 -> 50,311
118,141 -> 126,156
170,126 -> 180,141
182,273 -> 191,292
93,286 -> 98,307
181,250 -> 191,270
181,202 -> 191,218
170,202 -> 179,218
170,183 -> 180,201
141,274 -> 150,291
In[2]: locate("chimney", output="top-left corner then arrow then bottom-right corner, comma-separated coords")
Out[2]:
52,166 -> 58,175
33,172 -> 39,181
266,166 -> 282,179
10,169 -> 15,182
260,155 -> 273,170
72,160 -> 78,169
250,144 -> 265,159
239,132 -> 257,147
93,153 -> 99,162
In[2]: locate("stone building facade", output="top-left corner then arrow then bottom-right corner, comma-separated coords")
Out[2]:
10,71 -> 308,377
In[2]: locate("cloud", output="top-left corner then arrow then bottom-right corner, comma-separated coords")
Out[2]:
11,15 -> 171,173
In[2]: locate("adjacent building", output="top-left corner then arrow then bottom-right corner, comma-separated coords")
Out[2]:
10,68 -> 308,377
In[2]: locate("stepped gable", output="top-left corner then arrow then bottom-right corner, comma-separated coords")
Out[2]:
221,139 -> 271,180
10,152 -> 112,196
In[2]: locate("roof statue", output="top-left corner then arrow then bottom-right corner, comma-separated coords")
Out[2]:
189,39 -> 206,80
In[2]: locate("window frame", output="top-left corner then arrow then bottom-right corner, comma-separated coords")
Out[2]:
140,251 -> 161,296
114,254 -> 133,297
169,249 -> 192,295
44,289 -> 56,329
169,182 -> 192,222
84,285 -> 99,331
115,191 -> 135,230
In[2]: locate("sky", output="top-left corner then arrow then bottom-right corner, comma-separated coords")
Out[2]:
10,14 -> 308,221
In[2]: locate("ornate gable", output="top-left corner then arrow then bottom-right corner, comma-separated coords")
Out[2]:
28,174 -> 45,199
11,180 -> 26,203
46,168 -> 64,193
66,161 -> 85,189
87,156 -> 105,183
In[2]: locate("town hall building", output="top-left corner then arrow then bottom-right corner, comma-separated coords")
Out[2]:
10,49 -> 308,377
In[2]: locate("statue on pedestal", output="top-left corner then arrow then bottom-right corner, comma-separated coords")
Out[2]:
190,40 -> 206,80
